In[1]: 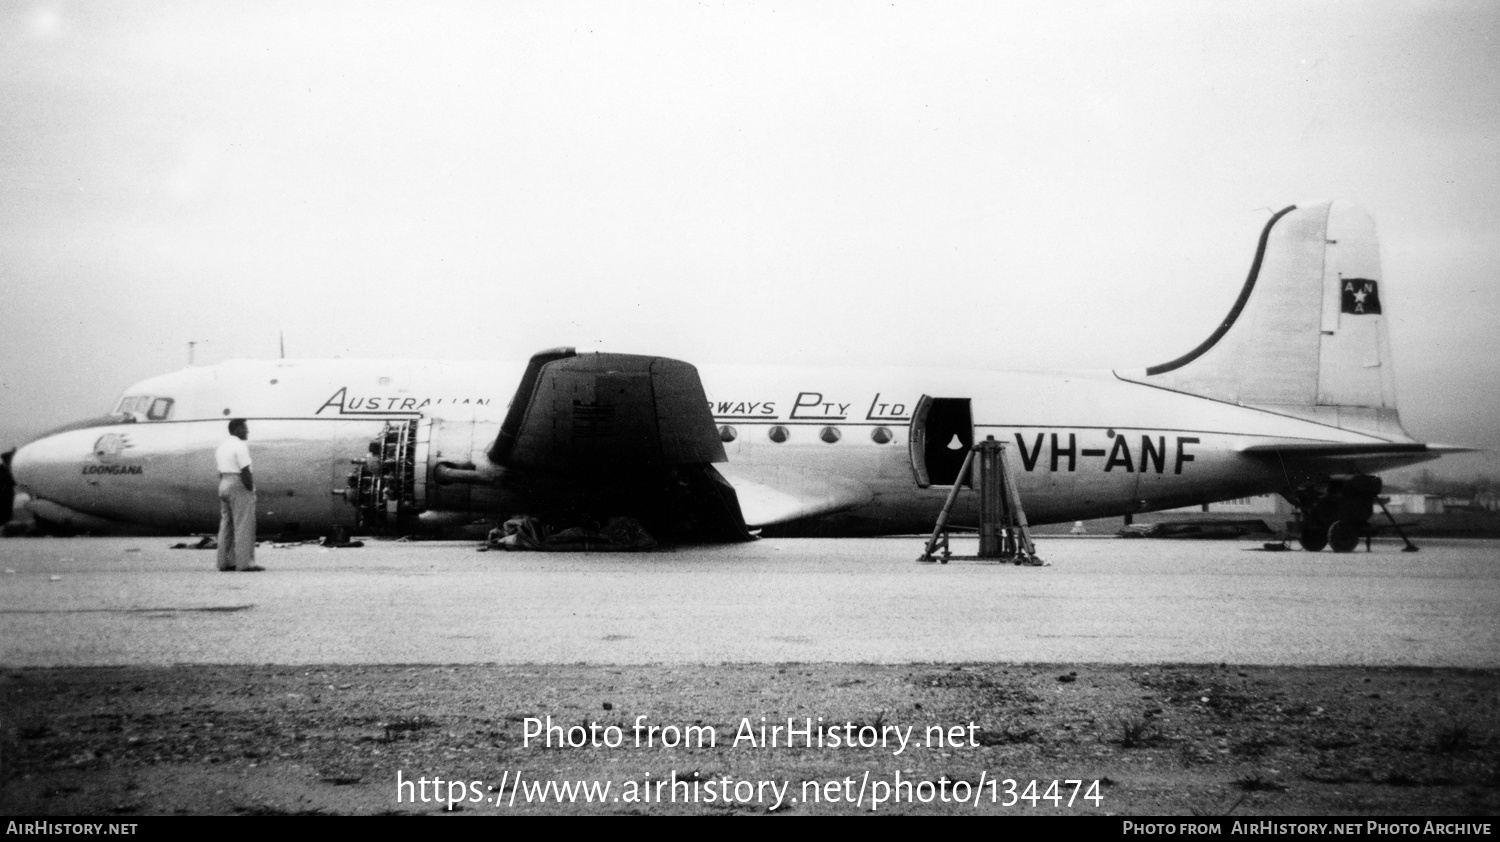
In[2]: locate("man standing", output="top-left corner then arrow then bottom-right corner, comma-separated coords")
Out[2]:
215,419 -> 262,571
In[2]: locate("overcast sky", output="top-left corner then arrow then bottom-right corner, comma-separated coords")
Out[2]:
1,1 -> 1496,480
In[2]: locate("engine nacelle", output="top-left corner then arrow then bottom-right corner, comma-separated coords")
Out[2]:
345,415 -> 751,542
346,418 -> 504,534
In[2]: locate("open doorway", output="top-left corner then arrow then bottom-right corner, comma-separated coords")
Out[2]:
909,396 -> 973,487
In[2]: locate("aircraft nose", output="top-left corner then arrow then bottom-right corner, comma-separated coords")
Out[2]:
12,414 -> 137,502
11,434 -> 77,504
9,426 -> 137,533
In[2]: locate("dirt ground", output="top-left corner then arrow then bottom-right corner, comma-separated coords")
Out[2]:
1,663 -> 1496,816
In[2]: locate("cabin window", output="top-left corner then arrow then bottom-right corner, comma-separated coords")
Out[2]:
871,426 -> 893,444
767,425 -> 789,443
819,426 -> 841,444
147,398 -> 174,421
718,425 -> 737,443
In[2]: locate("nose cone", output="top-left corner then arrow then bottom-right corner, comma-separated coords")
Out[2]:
11,425 -> 136,533
11,433 -> 73,501
13,430 -> 86,509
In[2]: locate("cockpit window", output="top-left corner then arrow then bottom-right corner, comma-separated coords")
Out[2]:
115,396 -> 145,416
114,395 -> 173,421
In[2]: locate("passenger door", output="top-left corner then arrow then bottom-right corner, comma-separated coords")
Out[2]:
908,396 -> 973,488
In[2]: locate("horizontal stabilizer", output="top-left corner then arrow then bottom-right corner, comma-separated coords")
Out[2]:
1237,440 -> 1473,478
1238,441 -> 1474,458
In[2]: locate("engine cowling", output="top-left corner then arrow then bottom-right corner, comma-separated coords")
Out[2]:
346,418 -> 504,534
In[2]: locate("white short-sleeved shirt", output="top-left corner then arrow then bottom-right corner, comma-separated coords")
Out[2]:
215,437 -> 252,474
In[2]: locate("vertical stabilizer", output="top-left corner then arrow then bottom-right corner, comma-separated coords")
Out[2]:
1116,200 -> 1410,440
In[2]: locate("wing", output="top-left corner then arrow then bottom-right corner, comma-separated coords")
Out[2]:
714,463 -> 874,528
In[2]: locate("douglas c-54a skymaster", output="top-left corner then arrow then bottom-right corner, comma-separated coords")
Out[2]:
12,201 -> 1470,551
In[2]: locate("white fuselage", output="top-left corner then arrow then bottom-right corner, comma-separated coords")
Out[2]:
12,357 -> 1428,536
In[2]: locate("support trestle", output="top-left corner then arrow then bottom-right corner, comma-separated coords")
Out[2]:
918,436 -> 1043,565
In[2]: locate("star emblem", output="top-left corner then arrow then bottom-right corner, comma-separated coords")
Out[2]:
1340,278 -> 1381,315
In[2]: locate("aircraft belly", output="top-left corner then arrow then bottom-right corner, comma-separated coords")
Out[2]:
25,498 -> 166,535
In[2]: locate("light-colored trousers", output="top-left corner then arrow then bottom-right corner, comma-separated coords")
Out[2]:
217,475 -> 257,570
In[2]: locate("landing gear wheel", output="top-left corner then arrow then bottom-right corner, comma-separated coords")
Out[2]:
1327,520 -> 1361,553
1298,522 -> 1328,552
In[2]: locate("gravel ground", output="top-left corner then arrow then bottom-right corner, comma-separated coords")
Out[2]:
2,662 -> 1496,816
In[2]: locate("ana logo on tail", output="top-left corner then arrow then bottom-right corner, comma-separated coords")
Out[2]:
1341,279 -> 1381,315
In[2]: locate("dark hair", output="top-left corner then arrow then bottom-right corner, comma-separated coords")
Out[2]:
228,418 -> 247,432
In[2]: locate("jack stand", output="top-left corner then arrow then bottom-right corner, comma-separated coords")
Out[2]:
918,436 -> 1043,565
1377,499 -> 1420,552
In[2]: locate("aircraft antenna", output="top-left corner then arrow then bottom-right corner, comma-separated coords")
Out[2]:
279,331 -> 286,359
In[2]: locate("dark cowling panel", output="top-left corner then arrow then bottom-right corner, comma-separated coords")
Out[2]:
488,346 -> 577,467
487,350 -> 726,474
481,348 -> 748,542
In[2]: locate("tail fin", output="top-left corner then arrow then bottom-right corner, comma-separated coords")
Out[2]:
1116,200 -> 1411,440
